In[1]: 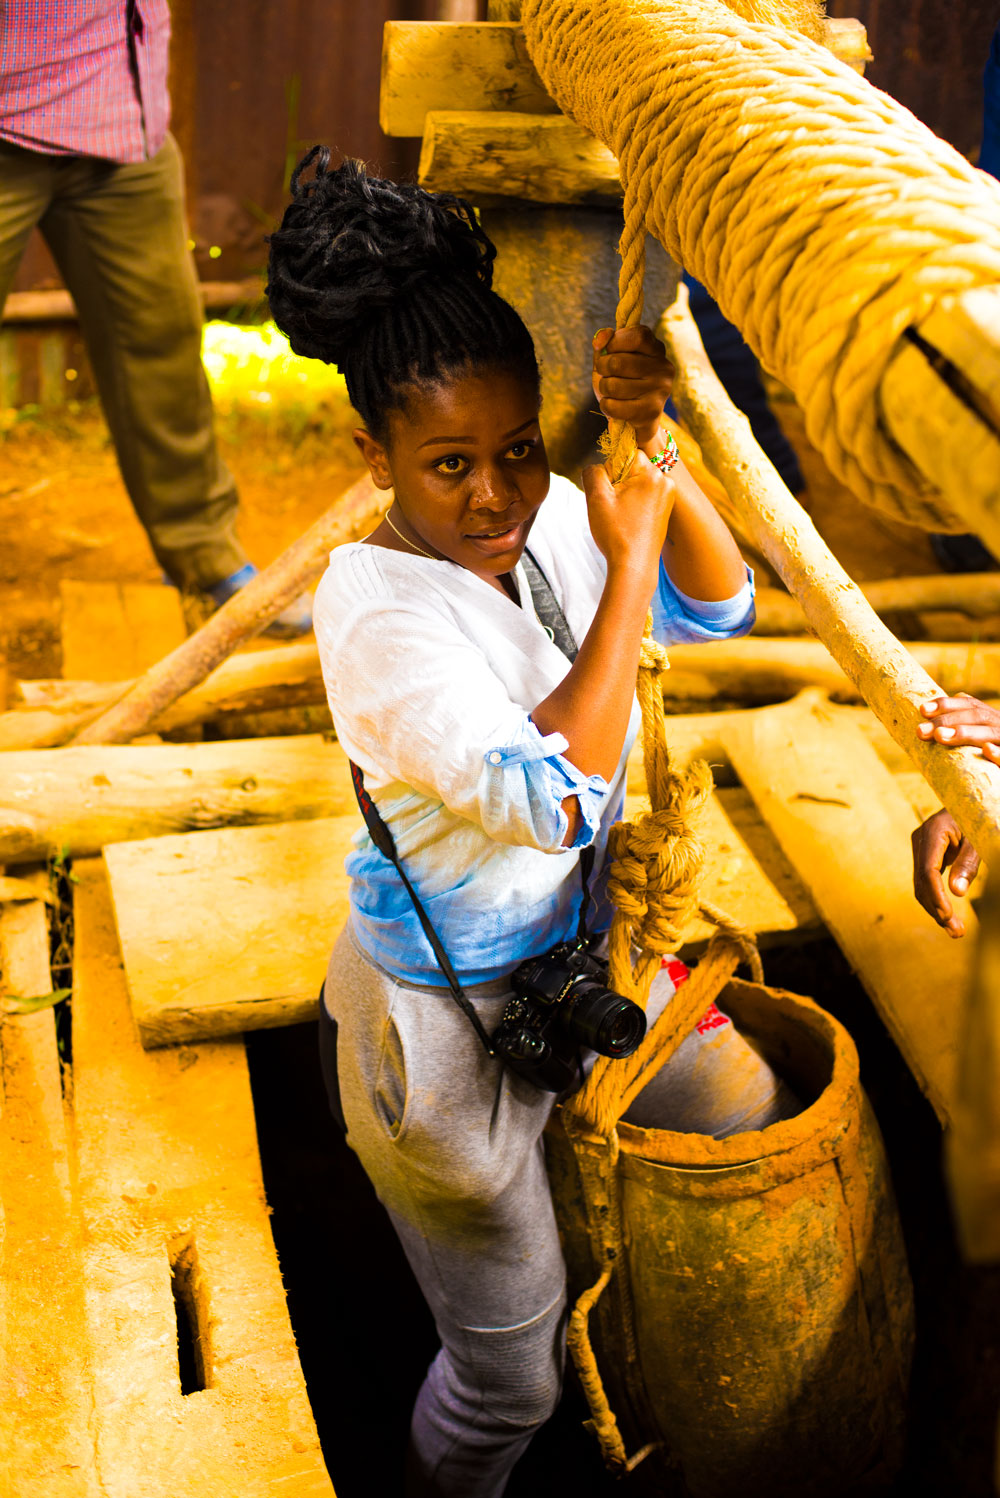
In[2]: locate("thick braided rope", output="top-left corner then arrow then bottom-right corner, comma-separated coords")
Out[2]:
522,0 -> 1000,533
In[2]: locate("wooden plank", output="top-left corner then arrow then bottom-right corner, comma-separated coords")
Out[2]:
0,733 -> 356,864
60,580 -> 187,682
0,884 -> 100,1497
725,691 -> 972,1123
105,791 -> 819,1049
72,858 -> 333,1497
381,17 -> 870,138
105,817 -> 356,1047
419,110 -> 619,205
380,20 -> 556,136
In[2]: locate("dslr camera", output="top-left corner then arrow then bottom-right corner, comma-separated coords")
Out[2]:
492,941 -> 647,1092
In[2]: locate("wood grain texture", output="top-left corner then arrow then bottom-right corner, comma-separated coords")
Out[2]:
381,20 -> 556,136
105,818 -> 357,1047
0,885 -> 100,1497
420,110 -> 619,203
106,796 -> 818,1050
725,691 -> 971,1122
0,734 -> 355,862
72,858 -> 333,1496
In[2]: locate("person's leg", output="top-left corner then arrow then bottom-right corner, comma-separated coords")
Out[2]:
0,140 -> 57,315
37,135 -> 248,589
324,928 -> 567,1498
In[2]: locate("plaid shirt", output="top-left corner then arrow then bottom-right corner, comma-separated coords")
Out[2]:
0,1 -> 171,163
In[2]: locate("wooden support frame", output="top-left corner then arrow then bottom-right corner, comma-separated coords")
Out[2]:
382,17 -> 870,139
660,290 -> 1000,871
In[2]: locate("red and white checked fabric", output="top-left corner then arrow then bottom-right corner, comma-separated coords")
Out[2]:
0,1 -> 171,164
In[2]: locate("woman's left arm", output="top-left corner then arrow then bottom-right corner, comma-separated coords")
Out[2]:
593,325 -> 747,601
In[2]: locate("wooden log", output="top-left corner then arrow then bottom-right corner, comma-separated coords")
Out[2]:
104,792 -> 820,1049
754,575 -> 1000,637
880,286 -> 1000,554
0,698 -> 932,865
2,279 -> 263,325
381,21 -> 556,137
725,691 -> 972,1123
0,641 -> 330,751
0,735 -> 355,863
660,290 -> 1000,870
0,880 -> 100,1497
71,859 -> 333,1495
381,18 -> 870,138
71,471 -> 382,748
419,109 -> 619,205
662,637 -> 1000,703
11,629 -> 1000,752
947,870 -> 1000,1261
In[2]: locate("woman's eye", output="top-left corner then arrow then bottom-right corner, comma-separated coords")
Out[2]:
434,455 -> 467,474
506,441 -> 533,460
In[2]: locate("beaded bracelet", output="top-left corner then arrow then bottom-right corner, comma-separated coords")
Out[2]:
652,431 -> 680,474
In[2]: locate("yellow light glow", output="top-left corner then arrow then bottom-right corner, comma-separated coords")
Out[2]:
201,320 -> 348,410
208,246 -> 222,259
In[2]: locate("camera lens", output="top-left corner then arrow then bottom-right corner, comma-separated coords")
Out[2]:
564,984 -> 646,1057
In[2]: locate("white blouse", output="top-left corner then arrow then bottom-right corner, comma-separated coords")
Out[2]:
314,473 -> 754,985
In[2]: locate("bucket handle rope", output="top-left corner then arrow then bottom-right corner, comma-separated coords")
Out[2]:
559,200 -> 764,1470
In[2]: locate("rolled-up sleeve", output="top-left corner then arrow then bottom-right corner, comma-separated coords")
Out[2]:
651,562 -> 756,644
482,718 -> 609,852
316,592 -> 612,852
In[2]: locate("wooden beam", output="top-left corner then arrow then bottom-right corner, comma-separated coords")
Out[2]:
10,629 -> 1000,751
0,735 -> 356,863
0,641 -> 330,751
0,882 -> 100,1497
660,291 -> 1000,871
420,110 -> 619,204
104,791 -> 820,1049
381,18 -> 870,138
381,21 -> 555,137
947,871 -> 1000,1261
659,637 -> 1000,703
71,859 -> 333,1494
2,279 -> 263,325
725,691 -> 971,1123
754,575 -> 1000,637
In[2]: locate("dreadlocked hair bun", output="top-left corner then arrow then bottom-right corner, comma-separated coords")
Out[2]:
266,148 -> 539,438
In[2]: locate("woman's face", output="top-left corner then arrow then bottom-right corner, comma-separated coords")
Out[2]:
355,367 -> 550,583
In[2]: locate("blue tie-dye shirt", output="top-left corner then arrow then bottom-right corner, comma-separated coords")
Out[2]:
314,474 -> 754,985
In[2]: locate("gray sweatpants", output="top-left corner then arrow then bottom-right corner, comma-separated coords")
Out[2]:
323,925 -> 794,1498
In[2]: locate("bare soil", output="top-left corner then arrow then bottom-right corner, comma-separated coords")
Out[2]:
0,401 -> 365,683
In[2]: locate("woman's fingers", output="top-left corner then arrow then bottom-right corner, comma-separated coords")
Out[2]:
912,809 -> 967,936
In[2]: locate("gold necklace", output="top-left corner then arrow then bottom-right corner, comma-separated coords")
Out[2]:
383,508 -> 436,559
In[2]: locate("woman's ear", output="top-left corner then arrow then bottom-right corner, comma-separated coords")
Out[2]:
353,428 -> 393,490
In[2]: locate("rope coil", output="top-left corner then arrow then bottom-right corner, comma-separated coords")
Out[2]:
522,0 -> 1000,532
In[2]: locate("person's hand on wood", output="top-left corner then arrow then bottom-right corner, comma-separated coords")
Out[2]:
911,808 -> 980,938
592,325 -> 675,454
917,693 -> 1000,764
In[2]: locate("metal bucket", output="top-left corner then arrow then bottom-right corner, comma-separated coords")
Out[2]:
546,977 -> 914,1497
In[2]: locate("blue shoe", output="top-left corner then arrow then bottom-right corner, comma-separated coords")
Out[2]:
207,562 -> 314,639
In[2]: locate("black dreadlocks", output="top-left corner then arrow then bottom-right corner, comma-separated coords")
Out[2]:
266,149 -> 540,441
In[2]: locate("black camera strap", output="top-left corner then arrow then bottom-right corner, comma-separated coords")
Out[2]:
347,551 -> 592,1058
349,759 -> 496,1057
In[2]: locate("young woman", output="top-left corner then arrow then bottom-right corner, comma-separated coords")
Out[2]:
267,151 -> 790,1498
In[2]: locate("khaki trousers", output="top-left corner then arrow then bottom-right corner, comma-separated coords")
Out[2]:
0,133 -> 247,589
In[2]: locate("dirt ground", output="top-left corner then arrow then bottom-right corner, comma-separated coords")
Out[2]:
0,399 -> 365,683
0,387 -> 945,689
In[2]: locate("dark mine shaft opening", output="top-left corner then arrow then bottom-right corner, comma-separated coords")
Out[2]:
246,939 -> 1000,1498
